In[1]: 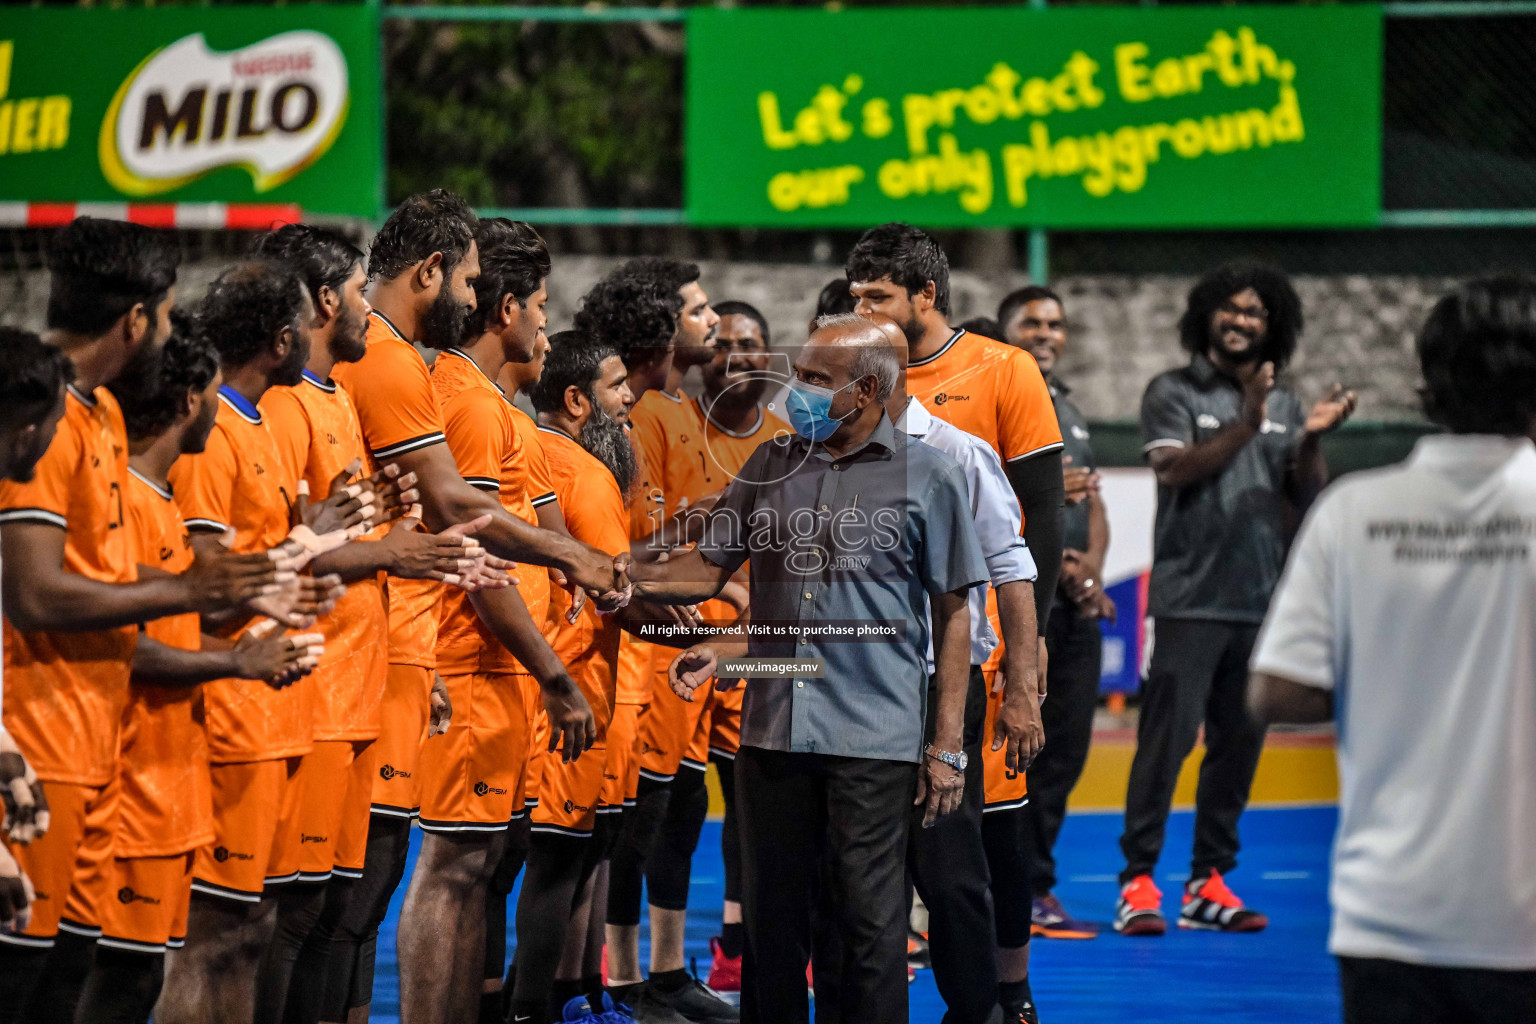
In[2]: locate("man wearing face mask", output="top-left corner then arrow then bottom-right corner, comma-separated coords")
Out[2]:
1117,263 -> 1356,938
631,314 -> 988,1024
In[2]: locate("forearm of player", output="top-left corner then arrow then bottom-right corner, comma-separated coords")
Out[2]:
131,636 -> 243,688
466,585 -> 568,688
1148,421 -> 1259,490
1,524 -> 201,632
628,547 -> 733,605
309,538 -> 392,584
1006,451 -> 1065,631
1248,671 -> 1333,725
1287,434 -> 1330,513
995,580 -> 1039,692
929,589 -> 973,753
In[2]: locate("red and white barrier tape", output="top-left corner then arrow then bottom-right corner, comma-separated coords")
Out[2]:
0,202 -> 302,229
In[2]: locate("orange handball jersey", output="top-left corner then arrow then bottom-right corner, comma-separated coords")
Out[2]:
262,371 -> 388,741
431,349 -> 551,676
537,427 -> 630,737
168,388 -> 312,764
118,468 -> 213,857
332,313 -> 448,670
907,329 -> 1063,472
0,385 -> 136,787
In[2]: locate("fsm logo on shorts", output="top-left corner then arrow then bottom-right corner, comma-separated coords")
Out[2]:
473,781 -> 506,797
212,846 -> 254,863
117,887 -> 161,906
379,764 -> 411,781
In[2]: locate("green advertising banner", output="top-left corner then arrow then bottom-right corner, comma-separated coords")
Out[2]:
0,6 -> 381,217
686,5 -> 1382,228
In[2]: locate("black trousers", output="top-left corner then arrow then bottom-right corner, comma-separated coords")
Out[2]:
1022,607 -> 1102,896
811,667 -> 1001,1024
1339,956 -> 1536,1024
1119,618 -> 1265,884
736,746 -> 917,1024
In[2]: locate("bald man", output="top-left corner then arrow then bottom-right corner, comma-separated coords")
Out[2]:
629,314 -> 989,1024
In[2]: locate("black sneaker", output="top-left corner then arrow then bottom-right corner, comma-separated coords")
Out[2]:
650,977 -> 739,1024
604,983 -> 690,1024
1004,1000 -> 1041,1024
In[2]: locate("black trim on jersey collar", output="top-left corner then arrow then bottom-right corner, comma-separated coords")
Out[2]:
907,328 -> 966,369
127,466 -> 174,501
441,347 -> 515,401
536,424 -> 577,443
371,310 -> 408,342
218,386 -> 262,424
66,383 -> 97,408
301,369 -> 337,393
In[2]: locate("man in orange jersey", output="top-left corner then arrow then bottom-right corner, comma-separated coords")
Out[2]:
0,220 -> 291,1022
848,224 -> 1063,1024
508,331 -> 637,1024
251,224 -> 492,1024
401,219 -> 597,1024
618,302 -> 787,1018
0,329 -> 73,937
73,326 -> 322,1024
325,192 -> 612,1024
158,261 -> 372,1024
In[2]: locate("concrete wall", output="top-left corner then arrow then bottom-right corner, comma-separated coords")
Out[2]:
2,256 -> 1446,422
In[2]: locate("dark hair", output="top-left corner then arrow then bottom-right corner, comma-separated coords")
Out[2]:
815,277 -> 856,321
844,223 -> 951,315
714,300 -> 770,345
0,327 -> 73,433
997,285 -> 1063,330
466,219 -> 551,337
197,260 -> 308,369
250,223 -> 364,306
112,312 -> 220,441
45,217 -> 180,335
958,317 -> 1004,343
573,265 -> 680,369
1179,262 -> 1303,371
1418,276 -> 1536,435
619,256 -> 699,314
529,330 -> 617,415
368,189 -> 479,282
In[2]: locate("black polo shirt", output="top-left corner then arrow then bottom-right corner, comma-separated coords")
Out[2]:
1049,376 -> 1094,555
1140,353 -> 1307,624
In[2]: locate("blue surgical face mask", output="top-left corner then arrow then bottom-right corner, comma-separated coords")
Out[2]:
787,377 -> 857,442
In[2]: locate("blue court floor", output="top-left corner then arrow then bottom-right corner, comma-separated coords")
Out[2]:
375,805 -> 1340,1023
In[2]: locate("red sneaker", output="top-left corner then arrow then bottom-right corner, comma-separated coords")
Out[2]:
1179,871 -> 1268,932
1113,874 -> 1166,936
706,936 -> 741,993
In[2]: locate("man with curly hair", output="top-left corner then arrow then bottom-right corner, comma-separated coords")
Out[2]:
1116,263 -> 1356,938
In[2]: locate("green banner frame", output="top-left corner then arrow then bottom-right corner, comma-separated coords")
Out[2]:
685,5 -> 1382,229
0,6 -> 382,218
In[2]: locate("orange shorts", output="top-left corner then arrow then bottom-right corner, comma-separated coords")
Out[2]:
98,850 -> 194,953
335,740 -> 379,877
190,756 -> 300,903
981,669 -> 1028,813
521,675 -> 547,818
268,740 -> 374,884
372,663 -> 432,819
531,742 -> 608,838
637,669 -> 711,782
417,671 -> 527,834
0,781 -> 109,946
705,681 -> 744,762
602,703 -> 644,811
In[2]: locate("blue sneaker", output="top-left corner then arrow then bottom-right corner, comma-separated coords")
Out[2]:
562,995 -> 601,1022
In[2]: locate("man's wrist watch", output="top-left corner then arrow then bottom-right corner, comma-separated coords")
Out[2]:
925,745 -> 967,772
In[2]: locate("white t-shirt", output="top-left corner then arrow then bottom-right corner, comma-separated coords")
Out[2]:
1253,434 -> 1536,970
